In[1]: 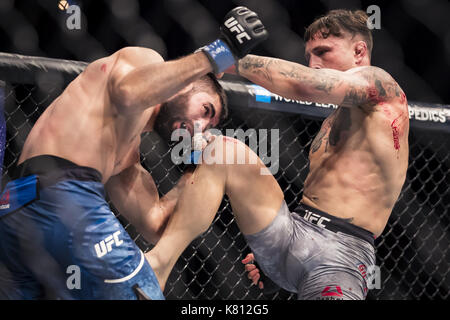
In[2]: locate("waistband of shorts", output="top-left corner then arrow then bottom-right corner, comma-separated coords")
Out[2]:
11,155 -> 103,188
294,203 -> 375,247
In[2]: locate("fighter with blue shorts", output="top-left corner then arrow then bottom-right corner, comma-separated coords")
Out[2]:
0,156 -> 163,299
0,51 -> 225,299
0,6 -> 267,299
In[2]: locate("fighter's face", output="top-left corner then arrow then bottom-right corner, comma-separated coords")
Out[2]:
305,32 -> 358,71
172,91 -> 222,136
154,89 -> 222,142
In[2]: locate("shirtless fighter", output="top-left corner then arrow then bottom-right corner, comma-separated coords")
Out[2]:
148,9 -> 409,300
0,7 -> 267,299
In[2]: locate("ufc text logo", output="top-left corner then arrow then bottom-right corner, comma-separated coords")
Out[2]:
94,230 -> 123,258
303,210 -> 331,228
224,17 -> 251,44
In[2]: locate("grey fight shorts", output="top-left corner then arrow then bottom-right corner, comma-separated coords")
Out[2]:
245,201 -> 376,300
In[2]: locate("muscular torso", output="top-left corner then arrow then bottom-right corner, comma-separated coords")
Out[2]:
18,54 -> 153,183
302,99 -> 409,236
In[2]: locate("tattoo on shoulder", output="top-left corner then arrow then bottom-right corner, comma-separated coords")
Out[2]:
341,67 -> 402,108
341,85 -> 368,108
374,79 -> 386,97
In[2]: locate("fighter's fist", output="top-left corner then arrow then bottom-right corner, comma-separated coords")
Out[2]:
200,7 -> 268,74
242,253 -> 264,289
242,252 -> 281,295
189,127 -> 217,165
220,7 -> 268,58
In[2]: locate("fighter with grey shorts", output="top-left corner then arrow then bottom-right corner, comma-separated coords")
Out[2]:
245,201 -> 376,300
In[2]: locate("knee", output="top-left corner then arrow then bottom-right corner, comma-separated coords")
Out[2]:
200,135 -> 261,167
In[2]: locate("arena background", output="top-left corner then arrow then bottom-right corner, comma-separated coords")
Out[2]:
0,0 -> 449,300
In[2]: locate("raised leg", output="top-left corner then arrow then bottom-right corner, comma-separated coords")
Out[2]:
146,136 -> 284,290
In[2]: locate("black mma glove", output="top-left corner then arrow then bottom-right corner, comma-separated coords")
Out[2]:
200,6 -> 268,74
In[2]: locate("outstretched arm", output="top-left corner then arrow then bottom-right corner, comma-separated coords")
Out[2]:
108,47 -> 213,115
107,6 -> 268,115
235,54 -> 404,110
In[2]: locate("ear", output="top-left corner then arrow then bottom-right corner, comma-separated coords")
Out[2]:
353,41 -> 368,65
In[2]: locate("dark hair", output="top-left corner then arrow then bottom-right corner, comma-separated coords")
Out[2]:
193,73 -> 228,125
304,9 -> 373,58
154,73 -> 228,142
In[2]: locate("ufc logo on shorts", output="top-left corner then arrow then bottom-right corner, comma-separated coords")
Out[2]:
224,17 -> 251,44
303,210 -> 331,228
94,230 -> 123,258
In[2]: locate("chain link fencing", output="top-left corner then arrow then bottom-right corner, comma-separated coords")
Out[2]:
0,55 -> 449,300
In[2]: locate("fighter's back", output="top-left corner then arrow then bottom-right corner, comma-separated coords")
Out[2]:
18,51 -> 153,183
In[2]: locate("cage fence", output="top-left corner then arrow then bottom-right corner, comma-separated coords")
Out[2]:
0,54 -> 449,300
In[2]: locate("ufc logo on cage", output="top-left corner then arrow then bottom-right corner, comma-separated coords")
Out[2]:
224,17 -> 251,44
94,230 -> 123,258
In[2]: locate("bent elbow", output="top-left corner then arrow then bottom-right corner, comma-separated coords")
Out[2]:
109,81 -> 137,114
141,211 -> 168,245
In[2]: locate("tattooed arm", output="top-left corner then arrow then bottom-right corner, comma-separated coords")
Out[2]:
236,55 -> 403,109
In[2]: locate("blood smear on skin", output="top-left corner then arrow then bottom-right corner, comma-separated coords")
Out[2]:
400,92 -> 407,105
391,124 -> 400,150
391,117 -> 401,150
368,86 -> 384,105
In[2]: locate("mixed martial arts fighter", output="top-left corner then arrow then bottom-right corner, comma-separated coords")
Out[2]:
0,7 -> 267,299
148,9 -> 409,300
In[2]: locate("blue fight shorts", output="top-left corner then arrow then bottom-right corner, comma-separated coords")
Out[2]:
0,155 -> 164,300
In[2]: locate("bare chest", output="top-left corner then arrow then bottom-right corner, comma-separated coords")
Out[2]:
307,104 -> 409,181
110,112 -> 151,177
112,135 -> 141,176
309,107 -> 355,157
